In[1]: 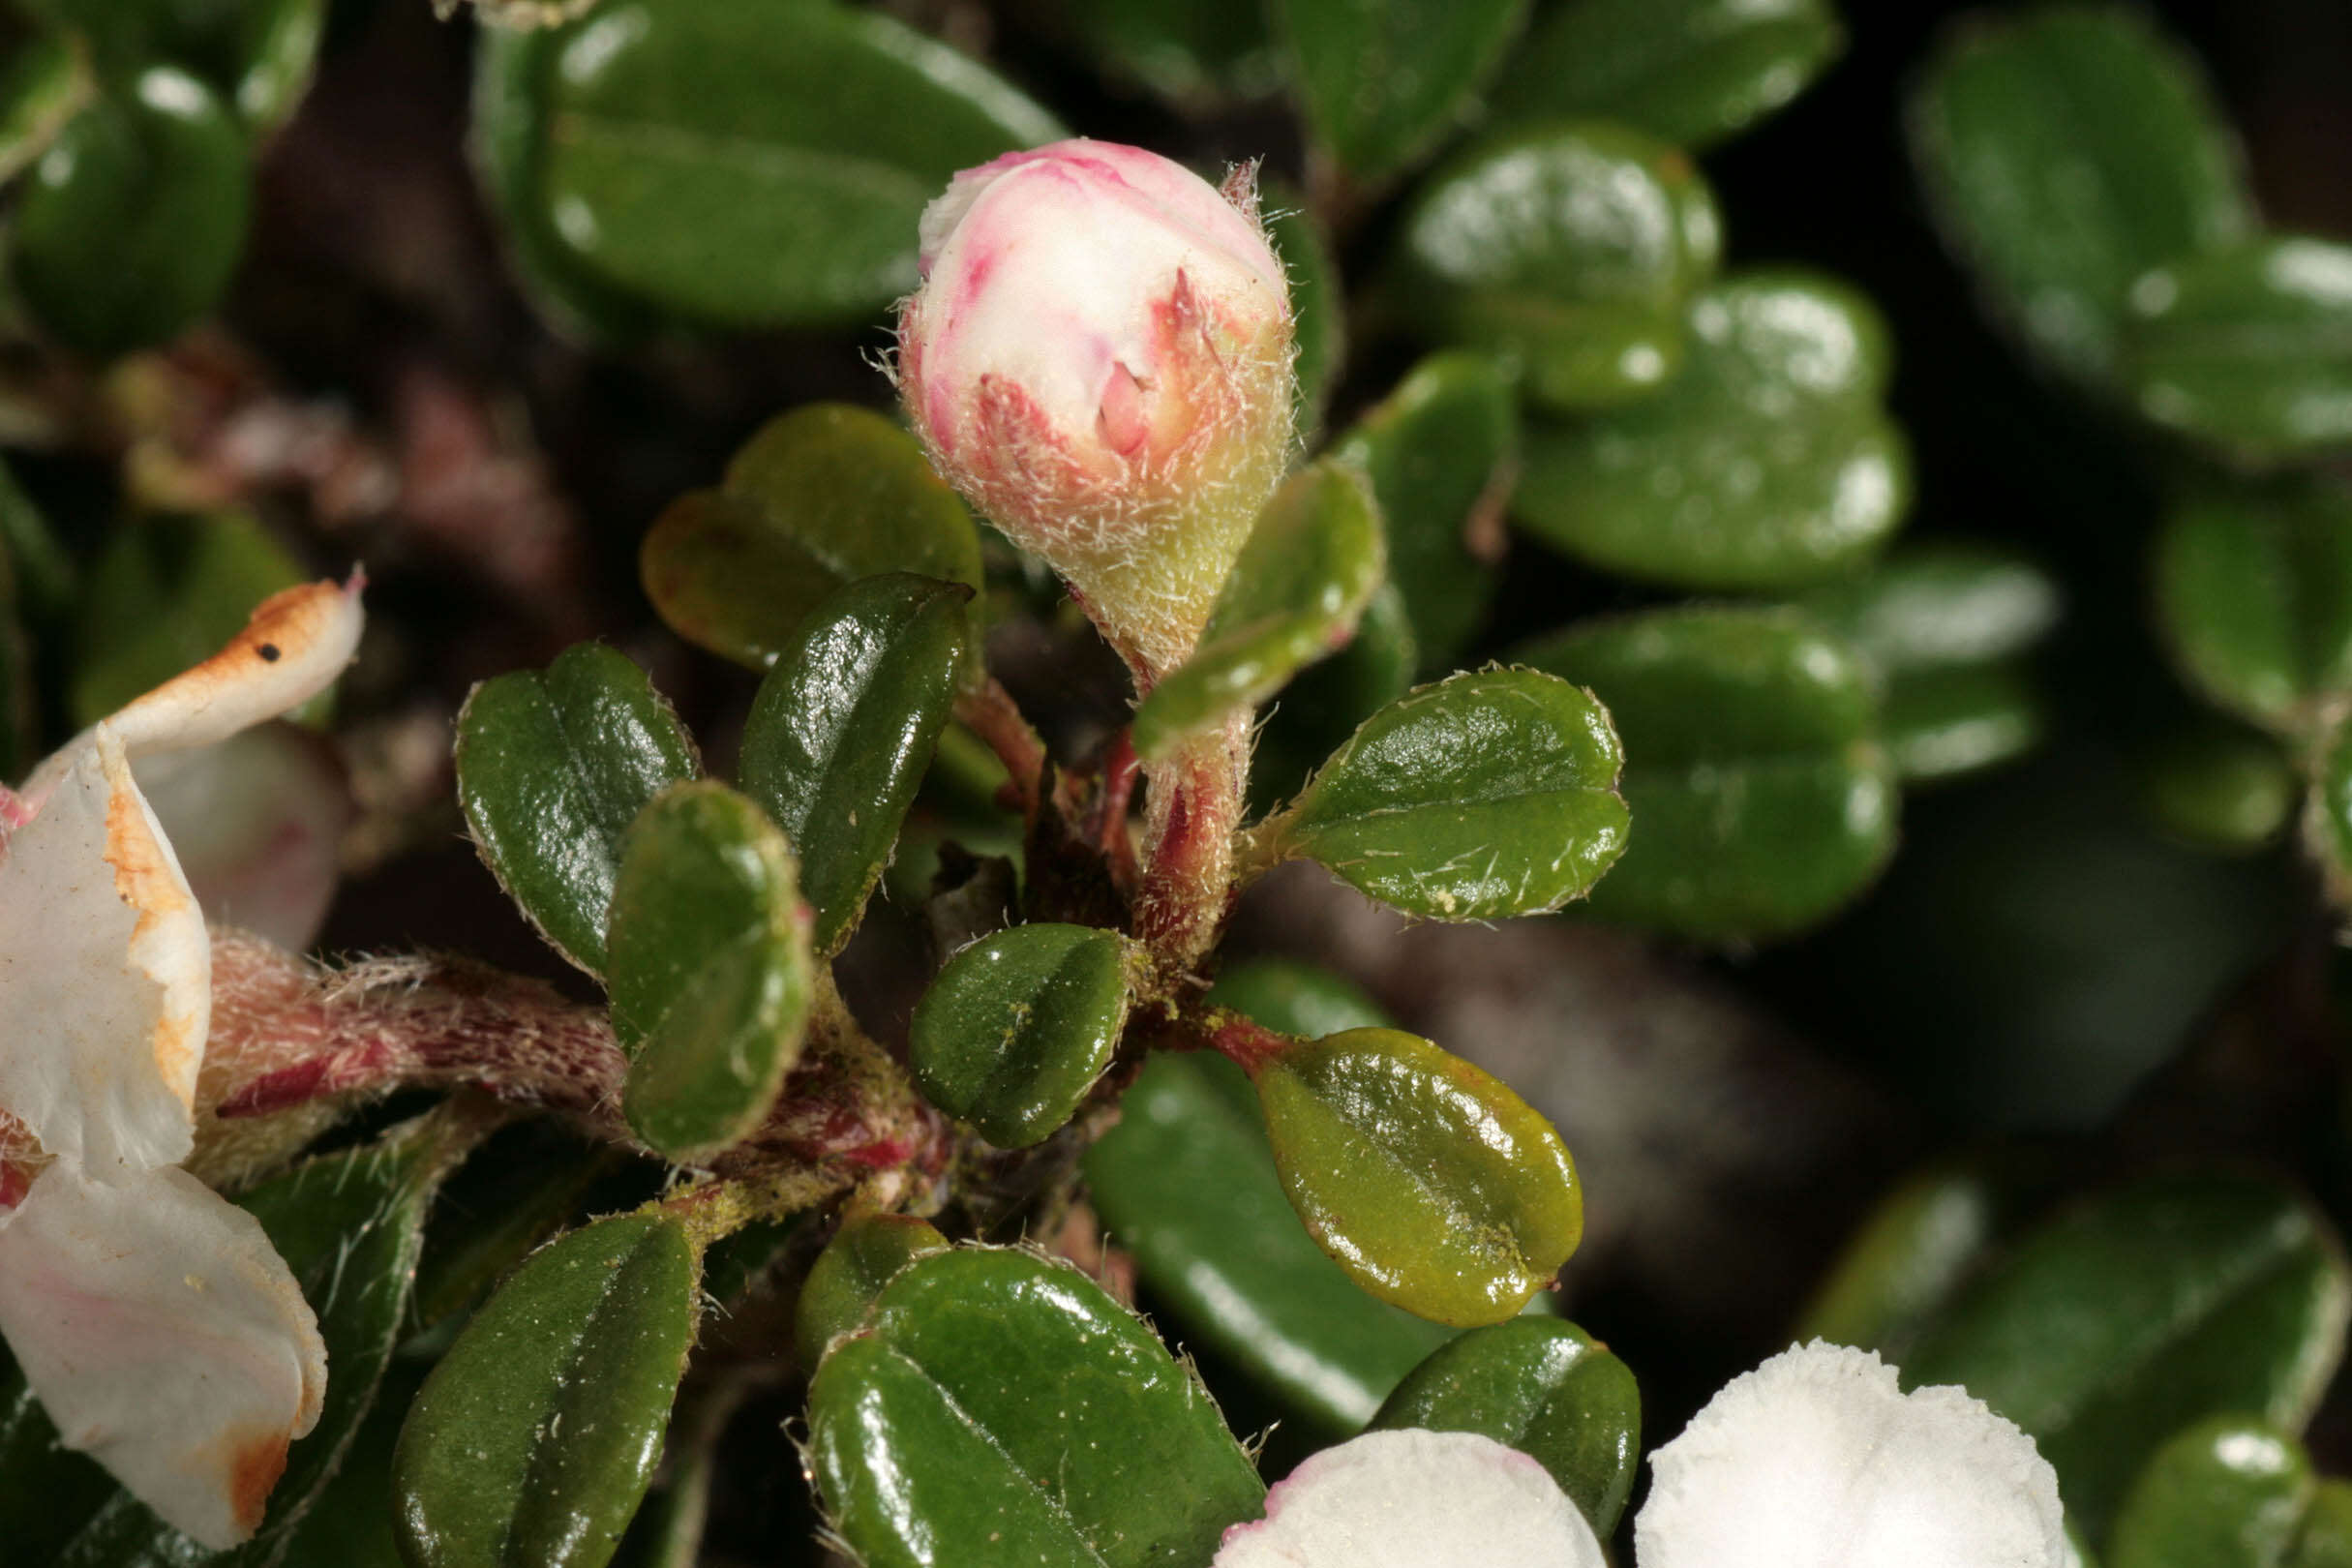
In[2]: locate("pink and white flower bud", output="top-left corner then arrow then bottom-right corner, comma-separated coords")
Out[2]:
897,138 -> 1296,678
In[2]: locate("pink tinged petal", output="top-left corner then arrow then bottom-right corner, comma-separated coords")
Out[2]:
136,723 -> 353,952
0,728 -> 208,1172
1213,1429 -> 1607,1568
1635,1341 -> 2066,1568
0,1161 -> 325,1550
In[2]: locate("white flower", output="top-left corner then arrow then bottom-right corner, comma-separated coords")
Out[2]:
896,137 -> 1295,678
1212,1342 -> 2066,1568
0,577 -> 363,1548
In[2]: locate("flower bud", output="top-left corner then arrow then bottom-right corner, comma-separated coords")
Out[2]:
897,138 -> 1295,678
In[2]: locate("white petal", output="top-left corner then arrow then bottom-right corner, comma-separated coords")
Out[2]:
136,723 -> 351,952
15,576 -> 364,808
1635,1341 -> 2066,1568
0,728 -> 208,1172
0,1161 -> 325,1549
1214,1429 -> 1607,1568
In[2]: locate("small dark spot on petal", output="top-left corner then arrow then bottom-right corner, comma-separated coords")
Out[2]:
257,644 -> 282,662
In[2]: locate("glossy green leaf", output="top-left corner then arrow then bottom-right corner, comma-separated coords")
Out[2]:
1901,1170 -> 2352,1541
1058,0 -> 1277,104
1131,460 -> 1385,761
2145,720 -> 2296,855
1487,0 -> 1844,149
509,0 -> 1060,329
456,642 -> 700,976
471,23 -> 658,343
1268,197 -> 1343,438
2108,1416 -> 2311,1568
1519,605 -> 1898,939
407,1127 -> 628,1336
1798,542 -> 2063,674
70,511 -> 305,727
2299,1485 -> 2352,1568
56,1120 -> 456,1565
1332,351 -> 1513,669
807,1247 -> 1265,1568
1371,1318 -> 1639,1536
794,1214 -> 950,1368
739,573 -> 971,954
1087,965 -> 1464,1432
1248,581 -> 1419,816
910,921 -> 1131,1149
2124,235 -> 2352,464
1797,1161 -> 2028,1359
1394,123 -> 1721,410
12,68 -> 251,358
1272,0 -> 1527,182
0,33 -> 95,186
2153,480 -> 2352,736
1269,667 -> 1627,920
608,782 -> 814,1161
394,1214 -> 700,1568
1908,4 -> 2254,384
20,0 -> 325,131
1515,270 -> 1909,589
1878,661 -> 2045,783
1254,1027 -> 1582,1326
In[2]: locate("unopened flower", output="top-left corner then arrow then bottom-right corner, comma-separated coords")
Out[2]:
897,137 -> 1295,678
1211,1342 -> 2065,1568
0,577 -> 364,1548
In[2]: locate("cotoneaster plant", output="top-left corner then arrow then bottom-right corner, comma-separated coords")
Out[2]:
1,3 -> 2350,1568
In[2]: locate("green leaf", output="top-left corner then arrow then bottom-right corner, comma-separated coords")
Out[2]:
1131,460 -> 1385,761
1487,0 -> 1845,150
1248,581 -> 1419,816
456,642 -> 700,976
2108,1416 -> 2311,1568
909,921 -> 1132,1149
12,67 -> 250,358
2310,718 -> 2352,904
1267,196 -> 1344,439
1907,4 -> 2254,385
0,1351 -> 116,1563
794,1214 -> 950,1368
1876,662 -> 2045,783
394,1214 -> 701,1568
1271,0 -> 1528,183
1796,1161 -> 2036,1360
1332,351 -> 1514,669
739,572 -> 971,955
2123,235 -> 2352,465
1268,666 -> 1626,920
70,511 -> 305,727
2144,720 -> 2296,855
1371,1318 -> 1640,1536
1393,122 -> 1721,411
608,782 -> 815,1162
0,33 -> 95,186
1254,1027 -> 1582,1326
2153,479 -> 2352,737
1087,964 -> 1465,1432
1901,1170 -> 2352,1542
471,23 -> 658,343
1057,0 -> 1277,103
807,1247 -> 1265,1568
1515,269 -> 1910,589
640,402 -> 983,677
1519,605 -> 1898,939
19,0 -> 324,132
2299,1485 -> 2352,1568
407,1126 -> 629,1337
509,0 -> 1060,329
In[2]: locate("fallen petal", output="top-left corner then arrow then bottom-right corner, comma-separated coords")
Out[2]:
1214,1429 -> 1607,1568
1635,1340 -> 2066,1568
0,728 -> 208,1172
0,1161 -> 325,1549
